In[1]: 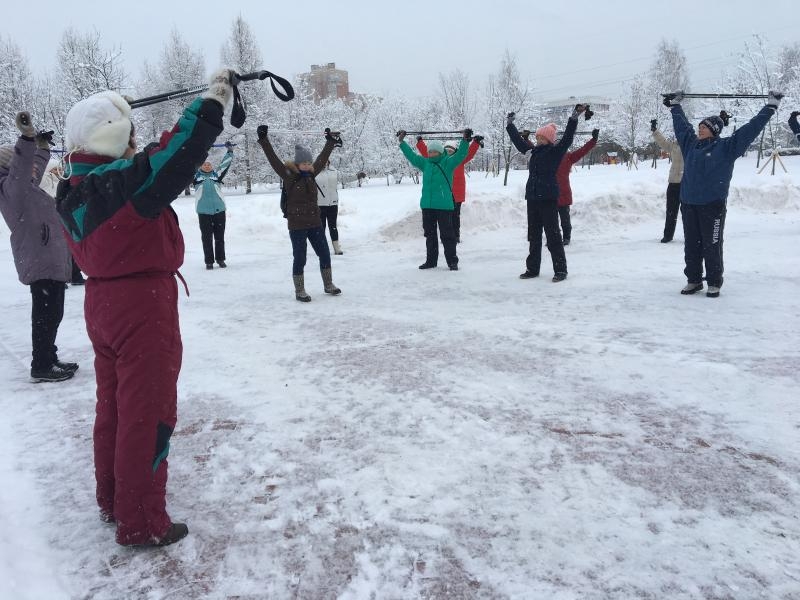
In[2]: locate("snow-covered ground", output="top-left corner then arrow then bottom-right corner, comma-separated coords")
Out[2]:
1,155 -> 799,599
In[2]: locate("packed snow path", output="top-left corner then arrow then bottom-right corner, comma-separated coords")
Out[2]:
1,160 -> 799,599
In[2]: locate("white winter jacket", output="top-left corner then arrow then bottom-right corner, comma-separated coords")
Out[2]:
315,168 -> 339,207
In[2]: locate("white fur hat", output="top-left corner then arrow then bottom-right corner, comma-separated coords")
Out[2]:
65,91 -> 132,158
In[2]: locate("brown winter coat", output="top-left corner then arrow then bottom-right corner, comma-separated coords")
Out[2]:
258,136 -> 336,230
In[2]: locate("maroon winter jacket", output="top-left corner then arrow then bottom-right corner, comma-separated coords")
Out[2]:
556,138 -> 596,207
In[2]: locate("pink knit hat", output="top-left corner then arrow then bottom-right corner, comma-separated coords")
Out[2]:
535,123 -> 558,144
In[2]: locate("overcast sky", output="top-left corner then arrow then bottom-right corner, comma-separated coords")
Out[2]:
5,0 -> 798,100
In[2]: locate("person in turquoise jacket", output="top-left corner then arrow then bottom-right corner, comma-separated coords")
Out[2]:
194,142 -> 234,269
396,128 -> 471,270
665,90 -> 782,298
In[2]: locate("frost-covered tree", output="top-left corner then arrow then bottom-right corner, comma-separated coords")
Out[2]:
57,28 -> 126,104
438,69 -> 476,130
0,36 -> 36,143
608,74 -> 651,165
220,15 -> 265,193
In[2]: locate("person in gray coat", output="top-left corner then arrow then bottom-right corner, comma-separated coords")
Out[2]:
0,112 -> 76,382
650,119 -> 684,243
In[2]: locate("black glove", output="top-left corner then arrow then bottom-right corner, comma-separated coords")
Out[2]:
789,111 -> 799,120
663,91 -> 684,107
571,104 -> 586,120
506,112 -> 515,125
719,111 -> 731,127
473,135 -> 484,145
767,90 -> 784,109
584,105 -> 594,121
396,130 -> 407,142
256,125 -> 268,140
520,129 -> 531,140
650,119 -> 657,132
35,130 -> 55,150
591,128 -> 599,141
463,128 -> 473,140
325,128 -> 343,147
224,141 -> 234,150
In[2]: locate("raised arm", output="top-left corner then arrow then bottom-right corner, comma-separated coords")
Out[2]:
0,135 -> 37,207
215,149 -> 234,183
556,112 -> 579,153
506,121 -> 533,154
256,128 -> 290,181
444,137 -> 469,171
790,112 -> 800,143
724,104 -> 777,158
460,140 -> 480,167
313,137 -> 337,175
416,138 -> 429,158
567,137 -> 596,164
669,104 -> 697,156
399,140 -> 426,171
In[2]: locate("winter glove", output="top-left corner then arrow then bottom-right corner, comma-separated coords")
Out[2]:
325,128 -> 343,147
584,105 -> 594,121
766,90 -> 784,109
520,129 -> 531,140
396,130 -> 407,143
15,112 -> 35,138
570,104 -> 586,120
662,91 -> 684,107
224,141 -> 234,151
202,68 -> 235,110
506,112 -> 515,125
473,135 -> 485,146
35,130 -> 55,150
790,111 -> 800,121
463,128 -> 473,140
256,125 -> 268,140
591,128 -> 599,141
719,111 -> 731,127
650,119 -> 657,132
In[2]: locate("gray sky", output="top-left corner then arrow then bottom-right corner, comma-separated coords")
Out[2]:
6,0 -> 799,100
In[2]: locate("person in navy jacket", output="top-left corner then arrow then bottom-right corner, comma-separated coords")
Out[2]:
665,90 -> 782,298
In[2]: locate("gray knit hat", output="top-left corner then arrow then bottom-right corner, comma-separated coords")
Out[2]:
294,144 -> 313,164
0,145 -> 14,171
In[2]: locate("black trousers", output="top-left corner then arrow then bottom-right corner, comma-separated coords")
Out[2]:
30,279 -> 65,370
198,212 -> 226,265
421,208 -> 458,266
319,205 -> 339,242
71,257 -> 84,282
453,202 -> 463,242
558,205 -> 572,241
527,199 -> 567,275
664,182 -> 681,240
681,200 -> 726,288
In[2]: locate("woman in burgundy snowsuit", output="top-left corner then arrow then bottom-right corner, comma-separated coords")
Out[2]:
56,70 -> 234,547
555,129 -> 597,245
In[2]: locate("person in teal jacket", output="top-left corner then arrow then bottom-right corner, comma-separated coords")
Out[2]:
396,128 -> 471,270
194,143 -> 234,269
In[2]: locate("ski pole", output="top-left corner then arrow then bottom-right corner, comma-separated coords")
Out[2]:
128,69 -> 294,109
662,93 -> 769,99
399,130 -> 465,136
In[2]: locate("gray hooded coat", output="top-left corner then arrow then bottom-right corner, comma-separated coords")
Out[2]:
0,137 -> 71,284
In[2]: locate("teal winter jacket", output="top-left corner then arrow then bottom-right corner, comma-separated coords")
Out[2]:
399,139 -> 469,210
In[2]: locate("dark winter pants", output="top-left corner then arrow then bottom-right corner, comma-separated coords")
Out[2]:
453,202 -> 463,242
198,212 -> 226,266
29,279 -> 65,370
71,257 -> 84,283
319,205 -> 339,242
663,182 -> 681,241
289,226 -> 331,276
526,199 -> 567,275
86,274 -> 181,545
558,205 -> 572,242
681,200 -> 726,288
421,208 -> 458,266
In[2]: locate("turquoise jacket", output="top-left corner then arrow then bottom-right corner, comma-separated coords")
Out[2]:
194,150 -> 233,214
399,139 -> 469,210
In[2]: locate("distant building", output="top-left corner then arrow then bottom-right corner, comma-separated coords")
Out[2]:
540,96 -> 611,120
300,62 -> 355,103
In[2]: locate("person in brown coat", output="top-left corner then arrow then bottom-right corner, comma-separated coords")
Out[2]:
256,125 -> 341,301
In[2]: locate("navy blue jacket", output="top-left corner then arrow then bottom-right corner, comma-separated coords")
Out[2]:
507,116 -> 578,203
671,104 -> 776,205
790,114 -> 800,144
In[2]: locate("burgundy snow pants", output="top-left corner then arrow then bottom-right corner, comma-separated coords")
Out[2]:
85,273 -> 182,545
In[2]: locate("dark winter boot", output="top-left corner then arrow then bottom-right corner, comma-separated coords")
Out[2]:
519,270 -> 539,279
418,262 -> 436,269
706,286 -> 721,298
552,272 -> 567,282
30,364 -> 74,383
321,268 -> 341,295
206,264 -> 213,270
562,238 -> 571,246
660,237 -> 673,243
120,522 -> 188,547
293,274 -> 311,302
448,264 -> 459,271
54,360 -> 79,373
217,260 -> 227,268
680,282 -> 703,295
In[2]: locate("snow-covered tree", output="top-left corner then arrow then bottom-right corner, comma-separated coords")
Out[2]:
0,36 -> 36,143
608,74 -> 651,165
57,28 -> 126,103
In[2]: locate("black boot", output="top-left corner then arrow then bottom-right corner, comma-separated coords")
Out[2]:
54,360 -> 79,373
31,364 -> 74,382
519,271 -> 539,279
418,262 -> 436,269
552,272 -> 568,282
